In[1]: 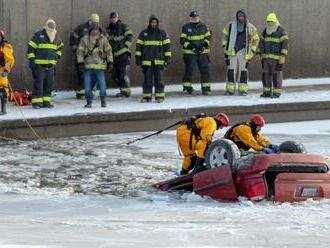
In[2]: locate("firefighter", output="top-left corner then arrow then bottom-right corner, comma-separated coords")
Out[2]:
224,114 -> 279,154
222,10 -> 259,96
135,15 -> 171,103
0,30 -> 15,115
107,12 -> 133,97
180,11 -> 211,95
70,13 -> 100,99
77,22 -> 113,108
176,113 -> 230,175
27,19 -> 63,109
259,12 -> 288,98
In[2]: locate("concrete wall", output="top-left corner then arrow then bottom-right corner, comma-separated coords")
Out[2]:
1,0 -> 330,90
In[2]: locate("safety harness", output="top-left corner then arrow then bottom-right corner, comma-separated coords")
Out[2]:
0,47 -> 4,67
224,121 -> 259,151
182,113 -> 208,149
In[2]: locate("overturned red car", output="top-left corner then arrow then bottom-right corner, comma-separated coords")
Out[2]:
154,139 -> 330,203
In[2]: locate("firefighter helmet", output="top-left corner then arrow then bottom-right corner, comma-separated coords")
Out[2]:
266,12 -> 278,23
250,114 -> 265,127
214,113 -> 230,127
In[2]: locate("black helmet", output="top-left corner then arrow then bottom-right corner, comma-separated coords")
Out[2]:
189,11 -> 199,17
110,12 -> 119,19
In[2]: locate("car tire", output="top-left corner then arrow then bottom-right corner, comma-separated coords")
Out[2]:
279,141 -> 307,154
205,139 -> 241,171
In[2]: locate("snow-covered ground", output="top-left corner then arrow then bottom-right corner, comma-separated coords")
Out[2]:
2,77 -> 330,121
1,120 -> 330,247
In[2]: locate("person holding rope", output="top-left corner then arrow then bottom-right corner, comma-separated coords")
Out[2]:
176,113 -> 230,175
0,30 -> 15,115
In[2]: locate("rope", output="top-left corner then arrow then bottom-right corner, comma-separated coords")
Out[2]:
0,134 -> 24,143
8,82 -> 43,141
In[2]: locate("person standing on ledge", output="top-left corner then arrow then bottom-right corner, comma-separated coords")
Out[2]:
27,19 -> 63,109
259,12 -> 288,98
107,11 -> 134,98
222,10 -> 259,96
70,13 -> 101,100
135,15 -> 171,103
77,22 -> 113,108
180,11 -> 212,95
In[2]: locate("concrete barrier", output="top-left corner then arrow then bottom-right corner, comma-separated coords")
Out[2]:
1,101 -> 330,140
1,0 -> 330,91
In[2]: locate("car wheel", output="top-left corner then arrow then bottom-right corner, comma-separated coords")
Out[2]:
205,139 -> 241,171
279,141 -> 307,154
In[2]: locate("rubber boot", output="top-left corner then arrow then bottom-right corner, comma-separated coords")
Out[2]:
0,97 -> 6,115
116,90 -> 131,98
84,100 -> 92,108
101,98 -> 107,108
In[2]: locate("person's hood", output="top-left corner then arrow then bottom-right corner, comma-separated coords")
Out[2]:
266,13 -> 280,35
148,15 -> 159,28
44,19 -> 57,42
109,19 -> 122,28
236,9 -> 247,23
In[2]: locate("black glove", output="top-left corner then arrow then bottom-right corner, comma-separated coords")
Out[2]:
186,43 -> 193,50
191,157 -> 206,174
195,45 -> 204,54
276,63 -> 283,71
78,63 -> 85,72
164,58 -> 170,67
225,58 -> 230,66
29,60 -> 36,71
245,61 -> 250,69
180,169 -> 189,175
255,50 -> 262,56
107,62 -> 113,71
202,41 -> 209,49
136,57 -> 142,66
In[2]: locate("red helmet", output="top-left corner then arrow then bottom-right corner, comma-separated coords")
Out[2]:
214,113 -> 230,127
250,114 -> 265,127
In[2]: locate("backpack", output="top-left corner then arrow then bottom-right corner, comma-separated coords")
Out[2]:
9,91 -> 32,106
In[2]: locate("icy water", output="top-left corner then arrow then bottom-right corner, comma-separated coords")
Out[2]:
1,130 -> 330,247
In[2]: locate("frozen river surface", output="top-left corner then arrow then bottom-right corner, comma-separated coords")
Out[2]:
1,120 -> 330,247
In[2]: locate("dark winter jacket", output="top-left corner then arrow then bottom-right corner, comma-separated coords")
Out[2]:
135,26 -> 171,66
107,21 -> 133,57
259,26 -> 288,60
180,22 -> 211,55
70,22 -> 90,51
27,29 -> 63,66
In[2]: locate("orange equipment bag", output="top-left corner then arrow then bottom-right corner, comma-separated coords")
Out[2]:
9,91 -> 32,106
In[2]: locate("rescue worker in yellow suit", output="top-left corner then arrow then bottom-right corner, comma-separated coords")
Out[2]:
224,114 -> 279,154
0,30 -> 15,115
176,113 -> 230,175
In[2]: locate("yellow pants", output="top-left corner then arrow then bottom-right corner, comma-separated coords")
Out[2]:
176,125 -> 197,171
